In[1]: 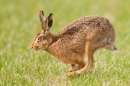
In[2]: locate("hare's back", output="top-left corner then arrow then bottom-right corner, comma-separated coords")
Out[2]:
55,16 -> 115,54
59,16 -> 115,39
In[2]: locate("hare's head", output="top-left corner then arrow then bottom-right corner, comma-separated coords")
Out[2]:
31,11 -> 53,50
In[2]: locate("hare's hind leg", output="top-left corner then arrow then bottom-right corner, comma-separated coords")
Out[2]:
86,42 -> 95,71
76,41 -> 95,74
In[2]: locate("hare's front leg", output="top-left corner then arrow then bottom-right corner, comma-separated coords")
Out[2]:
67,58 -> 85,76
67,41 -> 95,76
88,56 -> 95,71
68,64 -> 80,72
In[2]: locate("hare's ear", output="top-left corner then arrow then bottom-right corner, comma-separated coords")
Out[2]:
39,11 -> 46,32
46,13 -> 53,31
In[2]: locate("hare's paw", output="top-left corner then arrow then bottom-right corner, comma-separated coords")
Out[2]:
66,71 -> 81,77
68,65 -> 80,72
68,68 -> 73,72
88,64 -> 94,72
88,67 -> 94,72
66,71 -> 75,77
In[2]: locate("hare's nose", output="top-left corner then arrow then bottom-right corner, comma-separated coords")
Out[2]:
31,47 -> 33,49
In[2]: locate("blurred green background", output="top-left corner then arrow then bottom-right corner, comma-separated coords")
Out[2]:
0,0 -> 130,86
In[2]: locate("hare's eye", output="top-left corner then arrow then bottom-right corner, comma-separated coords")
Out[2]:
38,36 -> 43,41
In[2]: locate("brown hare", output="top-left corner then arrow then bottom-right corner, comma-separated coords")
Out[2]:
31,11 -> 117,76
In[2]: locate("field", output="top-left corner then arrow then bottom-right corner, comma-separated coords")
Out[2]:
0,0 -> 130,86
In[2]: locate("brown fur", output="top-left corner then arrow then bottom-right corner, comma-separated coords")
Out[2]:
31,11 -> 117,76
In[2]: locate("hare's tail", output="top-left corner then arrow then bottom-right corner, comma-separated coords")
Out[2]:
105,45 -> 117,51
112,45 -> 117,51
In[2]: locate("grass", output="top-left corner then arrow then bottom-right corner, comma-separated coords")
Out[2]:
0,0 -> 130,86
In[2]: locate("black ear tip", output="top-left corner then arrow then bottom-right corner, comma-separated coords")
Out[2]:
40,11 -> 44,15
113,45 -> 117,50
49,13 -> 53,16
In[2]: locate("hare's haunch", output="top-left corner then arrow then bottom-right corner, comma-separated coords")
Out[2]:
31,11 -> 117,76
